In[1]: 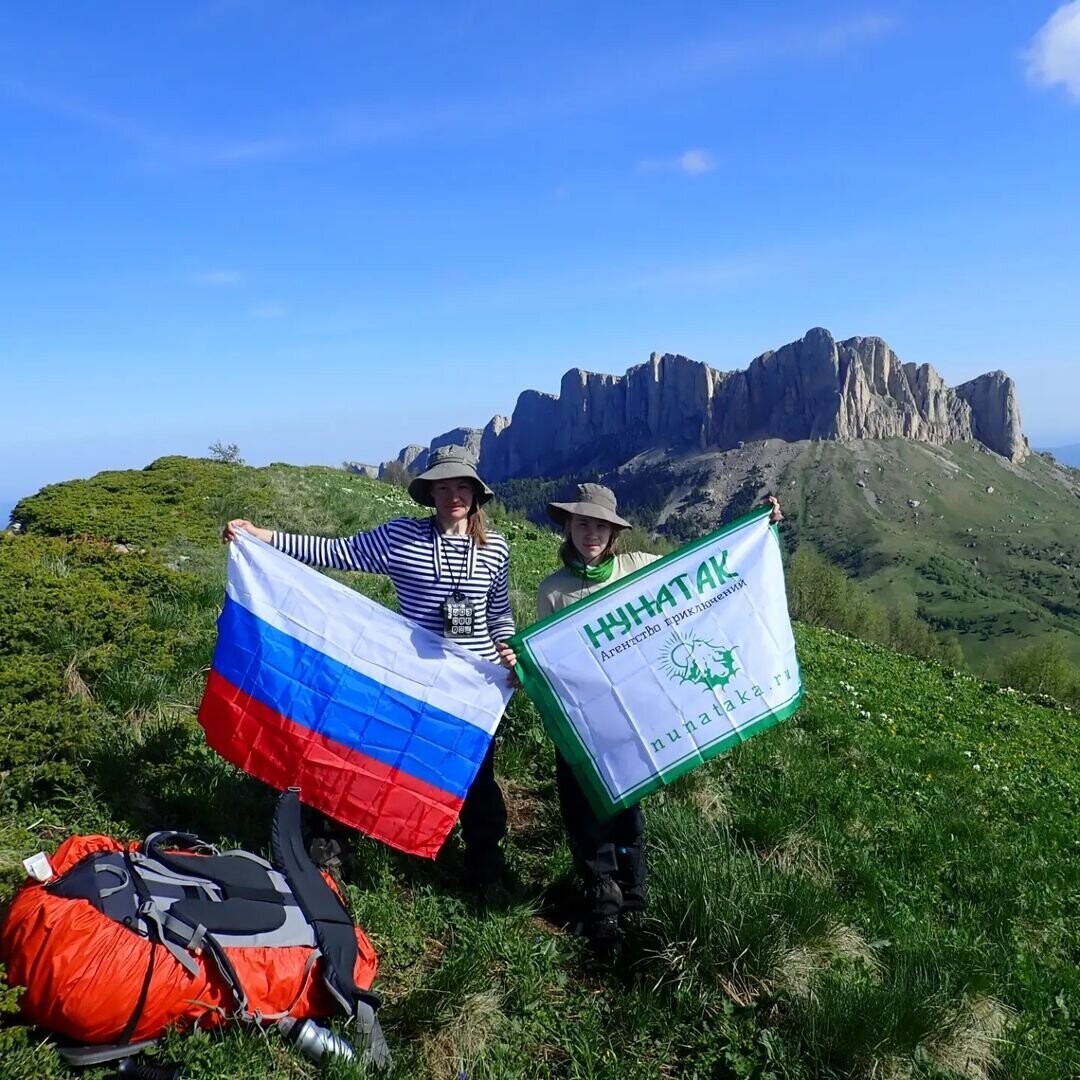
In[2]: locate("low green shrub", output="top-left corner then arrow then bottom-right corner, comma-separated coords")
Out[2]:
0,533 -> 219,803
1000,636 -> 1080,706
12,455 -> 272,547
0,966 -> 24,1052
786,546 -> 963,667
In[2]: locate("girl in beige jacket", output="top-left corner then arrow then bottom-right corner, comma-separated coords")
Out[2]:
535,483 -> 782,955
536,484 -> 657,954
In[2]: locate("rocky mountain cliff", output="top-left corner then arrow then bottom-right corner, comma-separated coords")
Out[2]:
381,328 -> 1030,480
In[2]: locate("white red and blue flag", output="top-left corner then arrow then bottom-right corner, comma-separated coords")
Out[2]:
198,531 -> 513,858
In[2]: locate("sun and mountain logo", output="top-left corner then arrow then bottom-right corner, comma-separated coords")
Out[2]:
659,632 -> 740,691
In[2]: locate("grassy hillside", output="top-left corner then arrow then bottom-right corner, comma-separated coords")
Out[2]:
1,457 -> 1077,1078
777,440 -> 1080,672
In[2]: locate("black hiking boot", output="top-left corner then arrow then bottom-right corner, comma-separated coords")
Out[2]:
585,877 -> 623,959
463,844 -> 510,906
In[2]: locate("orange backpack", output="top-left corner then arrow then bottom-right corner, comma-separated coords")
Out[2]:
1,791 -> 386,1066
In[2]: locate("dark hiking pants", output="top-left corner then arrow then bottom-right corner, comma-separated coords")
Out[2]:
554,750 -> 645,910
458,741 -> 508,879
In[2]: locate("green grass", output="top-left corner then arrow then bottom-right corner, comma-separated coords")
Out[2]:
1,457 -> 1077,1078
781,440 -> 1080,674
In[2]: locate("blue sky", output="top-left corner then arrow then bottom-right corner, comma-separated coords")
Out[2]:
2,1 -> 1079,504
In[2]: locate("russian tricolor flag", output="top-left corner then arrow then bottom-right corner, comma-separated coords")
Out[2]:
198,531 -> 514,858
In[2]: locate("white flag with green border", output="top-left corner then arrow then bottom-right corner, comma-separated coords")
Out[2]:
510,508 -> 802,818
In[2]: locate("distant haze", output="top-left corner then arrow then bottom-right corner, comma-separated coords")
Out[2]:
1048,444 -> 1080,467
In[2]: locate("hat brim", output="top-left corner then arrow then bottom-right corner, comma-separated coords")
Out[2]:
547,501 -> 631,530
408,462 -> 495,508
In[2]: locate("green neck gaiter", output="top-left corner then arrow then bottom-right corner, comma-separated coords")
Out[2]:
561,541 -> 615,583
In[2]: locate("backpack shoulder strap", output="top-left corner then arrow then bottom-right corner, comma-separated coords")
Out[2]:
143,834 -> 282,905
271,790 -> 389,1067
271,790 -> 360,1013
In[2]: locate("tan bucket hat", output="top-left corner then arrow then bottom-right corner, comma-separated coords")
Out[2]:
547,483 -> 630,529
407,445 -> 495,507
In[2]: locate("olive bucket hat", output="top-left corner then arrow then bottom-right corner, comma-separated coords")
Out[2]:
407,445 -> 495,508
547,483 -> 631,530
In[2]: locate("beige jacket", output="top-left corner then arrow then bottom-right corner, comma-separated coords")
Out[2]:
536,551 -> 660,620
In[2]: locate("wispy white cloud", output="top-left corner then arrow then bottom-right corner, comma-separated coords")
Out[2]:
0,75 -> 271,164
352,246 -> 800,319
638,11 -> 898,85
638,148 -> 717,176
192,269 -> 242,287
803,12 -> 898,55
248,302 -> 286,319
1026,2 -> 1080,101
611,249 -> 796,294
0,11 -> 900,166
0,76 -> 178,155
213,12 -> 898,163
215,137 -> 300,163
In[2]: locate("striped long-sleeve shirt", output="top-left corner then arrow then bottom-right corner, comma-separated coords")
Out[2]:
271,517 -> 514,662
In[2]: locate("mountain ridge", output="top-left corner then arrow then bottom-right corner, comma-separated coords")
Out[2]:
382,327 -> 1030,480
374,328 -> 1079,671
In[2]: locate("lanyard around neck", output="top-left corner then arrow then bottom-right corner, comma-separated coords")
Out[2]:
431,518 -> 474,588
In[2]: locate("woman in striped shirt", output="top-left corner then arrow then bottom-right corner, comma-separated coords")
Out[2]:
224,445 -> 517,889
